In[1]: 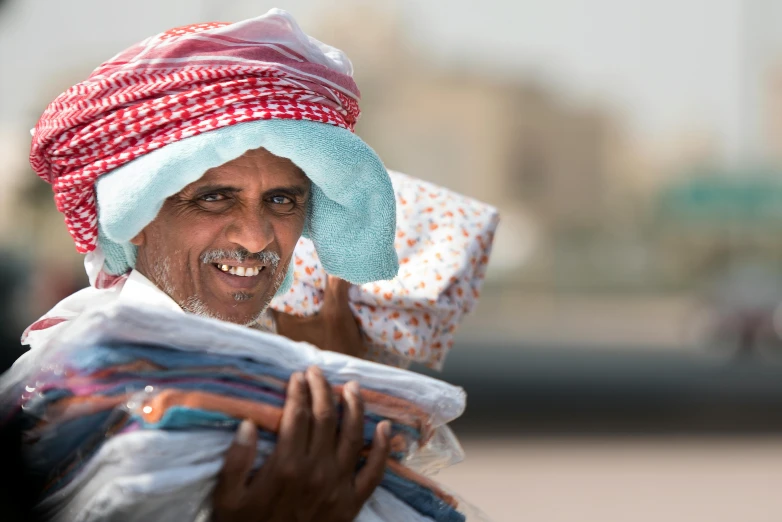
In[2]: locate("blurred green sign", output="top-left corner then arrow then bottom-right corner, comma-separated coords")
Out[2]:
659,172 -> 782,224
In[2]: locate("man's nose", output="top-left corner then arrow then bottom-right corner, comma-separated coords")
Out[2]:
224,206 -> 274,254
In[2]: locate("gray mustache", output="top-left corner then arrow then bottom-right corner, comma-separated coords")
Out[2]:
200,249 -> 280,267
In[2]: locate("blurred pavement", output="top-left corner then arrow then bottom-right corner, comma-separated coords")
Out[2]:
439,436 -> 782,522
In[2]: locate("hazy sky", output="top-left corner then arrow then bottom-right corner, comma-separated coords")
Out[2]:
0,0 -> 779,161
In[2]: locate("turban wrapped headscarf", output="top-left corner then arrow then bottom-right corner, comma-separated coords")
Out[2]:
29,9 -> 398,289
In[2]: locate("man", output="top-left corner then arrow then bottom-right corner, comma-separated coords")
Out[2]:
21,9 -> 402,520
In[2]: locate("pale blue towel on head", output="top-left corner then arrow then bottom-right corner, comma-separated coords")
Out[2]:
95,119 -> 398,294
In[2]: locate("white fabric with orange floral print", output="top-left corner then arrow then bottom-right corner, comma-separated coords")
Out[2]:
270,171 -> 500,370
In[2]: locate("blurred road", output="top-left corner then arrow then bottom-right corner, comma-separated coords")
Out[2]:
438,436 -> 782,522
423,342 -> 782,521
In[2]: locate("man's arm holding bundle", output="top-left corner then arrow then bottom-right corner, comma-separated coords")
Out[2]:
213,366 -> 391,521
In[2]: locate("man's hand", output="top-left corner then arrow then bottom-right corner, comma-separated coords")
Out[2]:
213,366 -> 391,522
273,276 -> 365,357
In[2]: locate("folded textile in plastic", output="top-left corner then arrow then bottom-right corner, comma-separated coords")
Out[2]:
2,303 -> 480,521
270,170 -> 500,370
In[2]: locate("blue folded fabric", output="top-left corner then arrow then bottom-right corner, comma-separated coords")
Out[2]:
65,343 -> 422,445
29,410 -> 133,496
19,342 -> 462,521
32,404 -> 462,522
382,468 -> 465,522
95,119 -> 399,292
26,411 -> 116,475
71,343 -> 293,382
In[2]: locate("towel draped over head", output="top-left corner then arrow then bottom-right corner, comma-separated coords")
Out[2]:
28,9 -> 398,287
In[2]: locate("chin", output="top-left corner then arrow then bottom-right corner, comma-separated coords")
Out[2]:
221,304 -> 267,326
183,294 -> 266,326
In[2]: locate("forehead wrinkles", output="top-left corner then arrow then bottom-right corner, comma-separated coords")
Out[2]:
177,165 -> 309,202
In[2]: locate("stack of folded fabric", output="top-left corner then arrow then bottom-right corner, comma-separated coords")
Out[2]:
3,303 -> 469,522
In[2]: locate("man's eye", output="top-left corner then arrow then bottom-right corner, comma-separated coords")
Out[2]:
270,195 -> 292,205
200,193 -> 226,202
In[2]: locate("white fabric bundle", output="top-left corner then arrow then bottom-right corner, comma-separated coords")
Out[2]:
5,303 -> 467,521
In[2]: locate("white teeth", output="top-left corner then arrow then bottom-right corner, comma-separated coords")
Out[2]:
218,264 -> 260,277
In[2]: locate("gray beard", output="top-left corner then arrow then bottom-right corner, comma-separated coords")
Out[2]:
149,257 -> 288,327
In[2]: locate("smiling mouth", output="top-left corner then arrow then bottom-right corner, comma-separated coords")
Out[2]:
212,264 -> 265,277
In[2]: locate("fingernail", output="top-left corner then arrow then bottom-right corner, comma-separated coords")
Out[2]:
344,381 -> 360,398
236,419 -> 255,446
380,420 -> 391,438
308,366 -> 323,378
294,372 -> 306,385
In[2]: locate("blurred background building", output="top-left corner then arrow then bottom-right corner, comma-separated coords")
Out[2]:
2,1 -> 782,520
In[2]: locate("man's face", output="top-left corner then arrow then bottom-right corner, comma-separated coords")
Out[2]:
131,147 -> 310,325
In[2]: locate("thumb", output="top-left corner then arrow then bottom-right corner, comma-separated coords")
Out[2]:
323,275 -> 352,315
214,420 -> 257,505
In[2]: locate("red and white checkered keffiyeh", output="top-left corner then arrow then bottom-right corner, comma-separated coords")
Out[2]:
30,10 -> 361,253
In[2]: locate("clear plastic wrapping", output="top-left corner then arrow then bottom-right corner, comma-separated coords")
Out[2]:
1,302 -> 486,522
